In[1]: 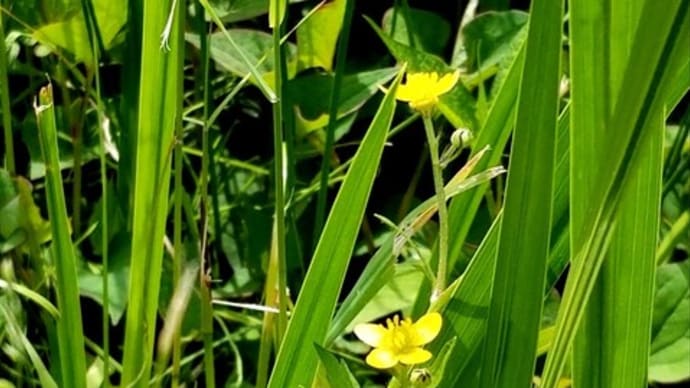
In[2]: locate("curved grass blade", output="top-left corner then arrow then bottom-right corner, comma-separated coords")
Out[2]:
477,0 -> 563,385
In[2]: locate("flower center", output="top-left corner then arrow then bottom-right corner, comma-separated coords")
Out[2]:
384,316 -> 417,352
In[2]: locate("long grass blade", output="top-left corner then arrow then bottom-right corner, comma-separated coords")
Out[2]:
542,2 -> 690,386
267,68 -> 404,388
477,0 -> 563,385
119,0 -> 184,385
35,84 -> 87,388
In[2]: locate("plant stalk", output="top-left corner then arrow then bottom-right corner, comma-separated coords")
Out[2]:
423,116 -> 449,301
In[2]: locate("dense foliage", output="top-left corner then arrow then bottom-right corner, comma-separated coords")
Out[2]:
0,0 -> 688,387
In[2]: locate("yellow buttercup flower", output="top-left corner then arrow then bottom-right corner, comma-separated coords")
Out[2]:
354,312 -> 442,369
395,71 -> 460,115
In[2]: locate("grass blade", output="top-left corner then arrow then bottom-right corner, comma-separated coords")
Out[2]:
267,68 -> 404,388
569,0 -> 663,386
477,0 -> 563,385
119,0 -> 184,385
542,2 -> 690,386
35,84 -> 87,388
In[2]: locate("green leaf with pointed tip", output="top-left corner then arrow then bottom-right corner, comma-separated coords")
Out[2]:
32,0 -> 127,63
382,6 -> 451,56
477,0 -> 562,385
287,67 -> 397,119
207,0 -> 307,23
461,10 -> 528,71
267,69 -> 404,388
186,29 -> 297,86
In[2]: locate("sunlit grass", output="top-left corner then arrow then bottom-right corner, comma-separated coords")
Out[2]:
0,0 -> 687,387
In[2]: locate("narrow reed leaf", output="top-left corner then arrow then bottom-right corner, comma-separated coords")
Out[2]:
120,0 -> 184,385
35,84 -> 87,388
542,2 -> 690,386
570,0 -> 666,385
268,69 -> 404,388
478,0 -> 562,386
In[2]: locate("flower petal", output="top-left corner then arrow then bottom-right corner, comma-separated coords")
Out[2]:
412,312 -> 442,345
395,83 -> 418,102
398,347 -> 432,365
354,323 -> 387,347
366,348 -> 399,369
434,70 -> 460,96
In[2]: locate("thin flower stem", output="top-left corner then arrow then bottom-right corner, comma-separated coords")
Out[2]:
422,115 -> 448,300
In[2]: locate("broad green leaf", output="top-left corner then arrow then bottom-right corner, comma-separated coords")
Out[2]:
461,10 -> 528,71
32,0 -> 127,63
0,171 -> 51,252
78,232 -> 130,324
267,69 -> 404,388
287,67 -> 397,119
382,6 -> 451,56
649,260 -> 690,383
198,0 -> 278,101
206,0 -> 307,23
186,29 -> 297,87
296,0 -> 346,71
478,0 -> 562,386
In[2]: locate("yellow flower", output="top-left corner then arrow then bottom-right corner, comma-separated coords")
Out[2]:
354,312 -> 442,369
395,71 -> 460,115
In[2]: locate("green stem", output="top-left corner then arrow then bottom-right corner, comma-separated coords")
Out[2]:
422,115 -> 448,300
0,11 -> 15,174
656,209 -> 689,265
271,1 -> 288,341
79,0 -> 110,384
